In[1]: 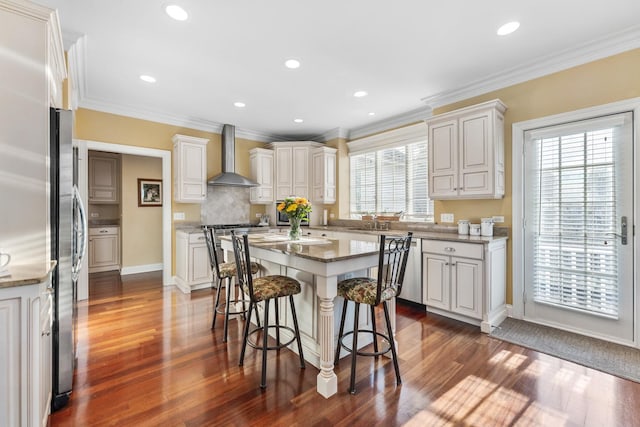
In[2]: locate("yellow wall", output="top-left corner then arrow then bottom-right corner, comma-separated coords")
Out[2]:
75,109 -> 266,274
121,154 -> 162,268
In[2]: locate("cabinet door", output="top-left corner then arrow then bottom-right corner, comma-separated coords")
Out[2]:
0,297 -> 21,426
89,155 -> 119,203
451,257 -> 483,319
250,152 -> 274,204
292,146 -> 309,197
428,119 -> 458,198
459,112 -> 491,197
275,147 -> 293,199
190,244 -> 211,284
178,142 -> 207,202
423,253 -> 449,309
312,150 -> 336,204
39,289 -> 52,427
88,235 -> 119,270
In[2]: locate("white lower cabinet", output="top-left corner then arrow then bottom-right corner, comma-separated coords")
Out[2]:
423,238 -> 507,333
0,272 -> 53,427
175,230 -> 212,293
88,227 -> 120,273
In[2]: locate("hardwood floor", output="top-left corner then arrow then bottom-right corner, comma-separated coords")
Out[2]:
50,271 -> 640,426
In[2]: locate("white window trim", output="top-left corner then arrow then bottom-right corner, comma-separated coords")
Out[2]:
347,122 -> 428,155
511,98 -> 640,345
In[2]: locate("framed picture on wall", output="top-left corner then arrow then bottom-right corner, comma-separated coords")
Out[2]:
138,178 -> 162,207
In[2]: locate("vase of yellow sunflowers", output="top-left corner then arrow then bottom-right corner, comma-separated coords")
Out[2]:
277,197 -> 312,241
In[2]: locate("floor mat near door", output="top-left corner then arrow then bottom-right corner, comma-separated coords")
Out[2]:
490,317 -> 640,383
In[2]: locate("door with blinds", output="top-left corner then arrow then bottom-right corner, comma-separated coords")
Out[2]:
523,112 -> 634,343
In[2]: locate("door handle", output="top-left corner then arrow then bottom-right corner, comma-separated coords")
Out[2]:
607,216 -> 628,245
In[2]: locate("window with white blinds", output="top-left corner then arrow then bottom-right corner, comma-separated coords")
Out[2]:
350,142 -> 433,221
524,113 -> 630,318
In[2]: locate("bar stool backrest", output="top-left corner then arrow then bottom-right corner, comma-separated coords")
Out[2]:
375,233 -> 413,305
203,226 -> 223,280
230,231 -> 255,302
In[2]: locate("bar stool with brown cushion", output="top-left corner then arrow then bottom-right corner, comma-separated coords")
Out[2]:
333,232 -> 412,394
203,226 -> 259,342
230,231 -> 306,389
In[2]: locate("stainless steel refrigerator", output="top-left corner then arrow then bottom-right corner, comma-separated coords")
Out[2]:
50,107 -> 87,411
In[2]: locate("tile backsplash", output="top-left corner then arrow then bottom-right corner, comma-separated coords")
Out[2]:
201,186 -> 250,225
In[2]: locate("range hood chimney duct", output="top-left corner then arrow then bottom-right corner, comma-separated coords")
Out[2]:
207,124 -> 259,187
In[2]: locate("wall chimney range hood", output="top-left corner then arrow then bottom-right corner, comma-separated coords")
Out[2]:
207,124 -> 259,187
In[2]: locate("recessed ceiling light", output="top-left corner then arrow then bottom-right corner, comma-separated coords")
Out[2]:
285,59 -> 301,69
497,21 -> 520,36
234,102 -> 246,108
368,112 -> 376,116
139,74 -> 156,83
293,118 -> 304,123
165,5 -> 188,21
353,90 -> 368,98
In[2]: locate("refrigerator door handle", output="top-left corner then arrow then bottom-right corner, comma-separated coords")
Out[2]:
72,184 -> 87,281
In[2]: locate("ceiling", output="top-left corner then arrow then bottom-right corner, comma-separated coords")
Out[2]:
36,0 -> 640,141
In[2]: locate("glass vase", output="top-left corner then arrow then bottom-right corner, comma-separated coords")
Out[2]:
288,217 -> 302,241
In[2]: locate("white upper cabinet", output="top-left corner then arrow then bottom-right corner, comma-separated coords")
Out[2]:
88,152 -> 120,204
268,141 -> 336,202
249,148 -> 274,204
172,134 -> 209,203
426,99 -> 506,199
311,147 -> 337,204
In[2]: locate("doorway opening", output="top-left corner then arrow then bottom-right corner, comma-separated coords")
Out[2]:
75,140 -> 171,301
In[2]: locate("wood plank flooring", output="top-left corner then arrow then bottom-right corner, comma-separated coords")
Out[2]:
49,271 -> 640,426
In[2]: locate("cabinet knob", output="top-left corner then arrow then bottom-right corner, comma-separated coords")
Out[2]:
100,229 -> 108,233
41,331 -> 51,337
444,247 -> 455,252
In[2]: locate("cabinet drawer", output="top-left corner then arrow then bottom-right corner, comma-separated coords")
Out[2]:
89,227 -> 119,236
189,231 -> 207,244
422,239 -> 483,260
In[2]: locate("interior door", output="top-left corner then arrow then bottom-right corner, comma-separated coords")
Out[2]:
523,112 -> 634,344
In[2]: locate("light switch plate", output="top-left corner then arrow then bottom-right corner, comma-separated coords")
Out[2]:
440,213 -> 454,223
492,216 -> 505,223
173,212 -> 185,221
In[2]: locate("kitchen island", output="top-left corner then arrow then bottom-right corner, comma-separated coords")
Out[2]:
219,233 -> 383,398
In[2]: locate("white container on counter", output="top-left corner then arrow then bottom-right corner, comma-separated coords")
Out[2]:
469,224 -> 481,236
457,220 -> 469,235
481,218 -> 494,236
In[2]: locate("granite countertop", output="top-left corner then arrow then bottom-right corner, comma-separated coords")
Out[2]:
0,260 -> 57,289
308,225 -> 508,244
220,234 -> 379,263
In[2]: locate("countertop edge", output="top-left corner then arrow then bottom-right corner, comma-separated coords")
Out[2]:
0,260 -> 57,289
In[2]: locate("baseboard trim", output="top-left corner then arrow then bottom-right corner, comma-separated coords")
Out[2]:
120,263 -> 163,276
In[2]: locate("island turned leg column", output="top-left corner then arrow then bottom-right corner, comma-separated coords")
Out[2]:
315,275 -> 338,398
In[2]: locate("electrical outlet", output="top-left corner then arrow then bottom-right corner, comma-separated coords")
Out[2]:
256,213 -> 262,218
330,213 -> 335,219
492,216 -> 505,223
173,212 -> 185,221
440,213 -> 454,223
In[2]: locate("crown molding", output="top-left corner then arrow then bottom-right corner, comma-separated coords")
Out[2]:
422,25 -> 640,109
312,127 -> 349,142
347,105 -> 433,141
78,97 -> 289,142
0,0 -> 53,21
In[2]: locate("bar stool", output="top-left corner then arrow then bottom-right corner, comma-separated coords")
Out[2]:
230,231 -> 306,389
334,233 -> 412,394
203,227 -> 259,342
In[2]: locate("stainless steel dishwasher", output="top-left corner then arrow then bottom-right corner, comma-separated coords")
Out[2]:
398,238 -> 423,304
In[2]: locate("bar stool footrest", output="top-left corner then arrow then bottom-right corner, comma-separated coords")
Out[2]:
247,325 -> 298,351
214,299 -> 252,316
339,330 -> 392,358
